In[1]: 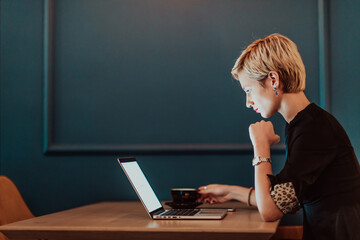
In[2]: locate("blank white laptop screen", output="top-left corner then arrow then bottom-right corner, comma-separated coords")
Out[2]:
121,161 -> 162,213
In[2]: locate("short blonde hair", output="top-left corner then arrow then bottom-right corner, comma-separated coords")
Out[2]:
231,33 -> 306,93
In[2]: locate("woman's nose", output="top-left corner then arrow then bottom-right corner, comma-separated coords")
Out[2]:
246,95 -> 253,108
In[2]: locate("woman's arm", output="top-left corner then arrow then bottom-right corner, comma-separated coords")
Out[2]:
254,161 -> 283,221
250,121 -> 283,221
197,184 -> 254,205
198,121 -> 284,221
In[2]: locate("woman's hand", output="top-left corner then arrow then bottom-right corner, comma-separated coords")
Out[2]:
249,120 -> 280,148
197,184 -> 233,204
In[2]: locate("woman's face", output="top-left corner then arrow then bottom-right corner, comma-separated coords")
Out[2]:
238,71 -> 280,118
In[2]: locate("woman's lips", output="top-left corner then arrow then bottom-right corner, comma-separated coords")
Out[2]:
254,108 -> 259,113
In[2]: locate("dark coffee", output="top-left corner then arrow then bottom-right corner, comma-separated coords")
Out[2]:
171,188 -> 200,203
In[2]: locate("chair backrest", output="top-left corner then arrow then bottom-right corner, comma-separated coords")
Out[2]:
0,176 -> 35,240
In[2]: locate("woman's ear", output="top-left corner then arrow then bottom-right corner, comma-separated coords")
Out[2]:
268,71 -> 280,88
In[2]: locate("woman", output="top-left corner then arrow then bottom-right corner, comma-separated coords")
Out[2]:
198,34 -> 360,240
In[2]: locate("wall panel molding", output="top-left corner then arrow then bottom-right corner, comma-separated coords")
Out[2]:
318,0 -> 331,112
42,0 -> 328,155
43,0 -> 55,154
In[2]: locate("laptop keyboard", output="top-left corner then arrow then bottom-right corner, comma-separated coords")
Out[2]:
160,209 -> 200,216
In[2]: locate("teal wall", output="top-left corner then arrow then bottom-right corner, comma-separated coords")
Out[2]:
330,0 -> 360,156
0,0 -> 359,226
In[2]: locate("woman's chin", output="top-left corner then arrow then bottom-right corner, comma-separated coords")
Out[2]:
260,112 -> 274,119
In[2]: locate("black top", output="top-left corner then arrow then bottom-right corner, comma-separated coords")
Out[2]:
268,103 -> 360,240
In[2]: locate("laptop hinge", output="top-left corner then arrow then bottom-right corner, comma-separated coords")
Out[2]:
151,208 -> 165,216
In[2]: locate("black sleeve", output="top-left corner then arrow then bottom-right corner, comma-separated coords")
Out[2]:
267,124 -> 337,214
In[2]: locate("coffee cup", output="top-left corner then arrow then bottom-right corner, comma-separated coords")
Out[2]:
171,188 -> 200,204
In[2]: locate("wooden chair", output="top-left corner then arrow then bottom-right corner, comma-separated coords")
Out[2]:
0,176 -> 35,240
271,225 -> 303,240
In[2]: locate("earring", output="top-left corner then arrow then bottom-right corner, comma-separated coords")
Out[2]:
274,87 -> 279,97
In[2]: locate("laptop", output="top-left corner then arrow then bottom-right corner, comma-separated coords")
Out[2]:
118,157 -> 227,220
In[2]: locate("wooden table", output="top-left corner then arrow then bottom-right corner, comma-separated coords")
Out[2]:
0,201 -> 279,240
